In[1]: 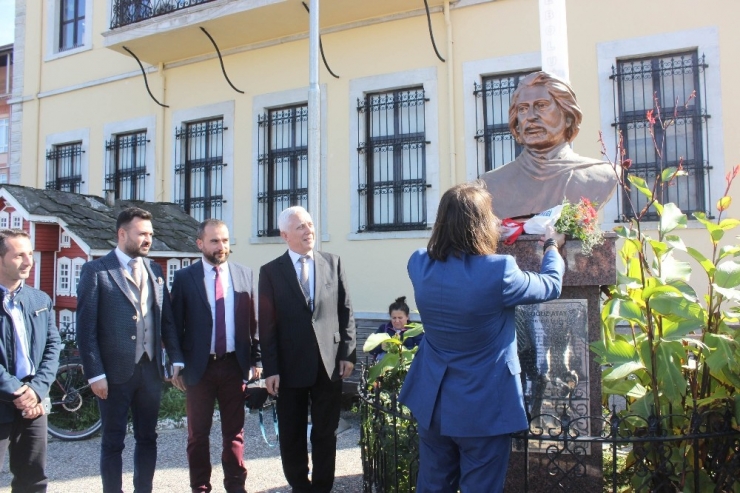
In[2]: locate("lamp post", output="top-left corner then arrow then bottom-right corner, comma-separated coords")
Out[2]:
308,0 -> 322,251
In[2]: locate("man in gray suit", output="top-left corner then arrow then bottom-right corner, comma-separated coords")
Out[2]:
259,206 -> 356,493
76,207 -> 183,493
170,219 -> 261,493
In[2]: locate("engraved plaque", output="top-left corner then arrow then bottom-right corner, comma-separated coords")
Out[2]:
514,299 -> 589,453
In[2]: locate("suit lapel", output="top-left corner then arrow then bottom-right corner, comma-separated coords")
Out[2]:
104,251 -> 138,307
229,264 -> 243,318
191,261 -> 211,311
313,252 -> 328,311
143,259 -> 162,309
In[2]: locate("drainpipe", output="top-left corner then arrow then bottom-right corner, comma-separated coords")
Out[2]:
308,0 -> 322,251
444,0 -> 456,187
158,62 -> 166,202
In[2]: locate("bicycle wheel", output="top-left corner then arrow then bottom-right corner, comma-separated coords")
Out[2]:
47,362 -> 102,440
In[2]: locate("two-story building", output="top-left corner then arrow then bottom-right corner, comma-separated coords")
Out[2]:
7,0 -> 739,326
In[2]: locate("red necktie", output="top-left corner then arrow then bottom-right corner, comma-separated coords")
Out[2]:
214,267 -> 226,357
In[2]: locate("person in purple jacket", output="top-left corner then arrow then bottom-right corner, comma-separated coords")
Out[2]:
399,181 -> 565,493
371,296 -> 423,363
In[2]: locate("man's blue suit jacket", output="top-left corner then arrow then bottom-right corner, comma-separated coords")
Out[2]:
0,287 -> 61,423
170,260 -> 261,387
399,249 -> 564,437
76,250 -> 183,384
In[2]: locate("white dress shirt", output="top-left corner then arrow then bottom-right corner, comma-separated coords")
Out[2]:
202,257 -> 236,354
288,249 -> 314,304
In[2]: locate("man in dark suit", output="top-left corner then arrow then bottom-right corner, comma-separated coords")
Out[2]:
259,206 -> 356,493
170,219 -> 261,493
0,229 -> 61,493
76,207 -> 184,493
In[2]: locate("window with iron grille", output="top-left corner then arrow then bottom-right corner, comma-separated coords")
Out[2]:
256,104 -> 308,237
356,87 -> 429,232
174,118 -> 224,222
46,142 -> 82,193
612,51 -> 710,221
105,131 -> 148,201
473,71 -> 532,177
59,0 -> 86,52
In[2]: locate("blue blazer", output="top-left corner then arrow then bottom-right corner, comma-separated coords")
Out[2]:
398,249 -> 564,437
76,250 -> 183,384
0,287 -> 61,423
170,260 -> 260,386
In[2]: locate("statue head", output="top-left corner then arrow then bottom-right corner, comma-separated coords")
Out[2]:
508,71 -> 583,149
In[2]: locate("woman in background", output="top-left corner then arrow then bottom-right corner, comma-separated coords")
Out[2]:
371,296 -> 423,362
399,181 -> 565,493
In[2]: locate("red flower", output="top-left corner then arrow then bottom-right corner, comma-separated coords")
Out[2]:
646,110 -> 656,125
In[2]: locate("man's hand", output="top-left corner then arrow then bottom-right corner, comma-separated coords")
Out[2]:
91,378 -> 109,399
339,361 -> 355,379
171,367 -> 187,392
13,385 -> 38,410
265,375 -> 279,396
21,403 -> 45,420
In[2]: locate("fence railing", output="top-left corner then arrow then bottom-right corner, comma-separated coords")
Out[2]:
110,0 -> 218,29
358,365 -> 740,492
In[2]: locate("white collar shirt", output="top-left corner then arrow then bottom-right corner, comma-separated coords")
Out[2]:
202,258 -> 236,354
288,249 -> 314,304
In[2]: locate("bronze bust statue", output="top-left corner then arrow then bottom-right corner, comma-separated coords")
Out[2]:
480,71 -> 618,219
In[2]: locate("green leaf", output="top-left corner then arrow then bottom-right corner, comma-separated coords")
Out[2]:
705,333 -> 737,371
661,167 -> 687,184
604,361 -> 645,381
367,352 -> 400,383
713,285 -> 740,302
659,203 -> 687,235
648,239 -> 669,258
686,247 -> 716,277
715,261 -> 740,288
642,284 -> 680,301
629,391 -> 655,419
603,298 -> 646,327
402,326 -> 424,340
614,225 -> 638,240
693,212 -> 725,243
718,218 -> 740,231
603,338 -> 639,362
628,174 -> 653,200
659,254 -> 692,283
666,279 -> 698,301
648,295 -> 704,321
655,342 -> 686,402
363,333 -> 392,352
602,378 -> 647,399
718,245 -> 740,262
661,319 -> 701,340
663,234 -> 686,251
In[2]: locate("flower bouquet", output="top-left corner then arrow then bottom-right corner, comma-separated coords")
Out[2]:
554,197 -> 604,256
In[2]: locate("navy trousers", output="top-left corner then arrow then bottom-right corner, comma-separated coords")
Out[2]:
98,356 -> 162,493
416,402 -> 512,493
0,411 -> 48,492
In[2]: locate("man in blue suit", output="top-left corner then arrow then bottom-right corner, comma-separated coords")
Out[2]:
170,219 -> 261,493
0,229 -> 61,493
76,207 -> 184,493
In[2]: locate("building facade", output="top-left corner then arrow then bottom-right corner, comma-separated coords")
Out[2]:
0,43 -> 12,184
8,0 -> 739,319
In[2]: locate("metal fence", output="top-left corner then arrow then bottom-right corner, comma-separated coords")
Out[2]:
359,366 -> 740,493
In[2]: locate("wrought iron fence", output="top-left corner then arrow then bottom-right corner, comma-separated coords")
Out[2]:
359,365 -> 740,492
110,0 -> 218,29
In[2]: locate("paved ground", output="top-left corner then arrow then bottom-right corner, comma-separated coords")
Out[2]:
0,409 -> 363,493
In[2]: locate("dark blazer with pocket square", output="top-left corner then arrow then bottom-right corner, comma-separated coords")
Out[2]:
75,250 -> 183,384
259,250 -> 356,387
170,260 -> 260,387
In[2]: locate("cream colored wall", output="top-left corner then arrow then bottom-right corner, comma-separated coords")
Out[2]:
16,0 -> 740,315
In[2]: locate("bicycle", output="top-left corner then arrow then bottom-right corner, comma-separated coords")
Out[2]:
47,346 -> 102,441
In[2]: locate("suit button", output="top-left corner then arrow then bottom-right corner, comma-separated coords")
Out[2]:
131,335 -> 136,340
132,315 -> 138,321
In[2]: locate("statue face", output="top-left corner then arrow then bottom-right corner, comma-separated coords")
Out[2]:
514,85 -> 568,151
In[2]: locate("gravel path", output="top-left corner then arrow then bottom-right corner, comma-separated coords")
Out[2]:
0,410 -> 363,492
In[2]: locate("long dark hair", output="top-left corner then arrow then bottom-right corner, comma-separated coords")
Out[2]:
427,181 -> 500,261
388,296 -> 410,316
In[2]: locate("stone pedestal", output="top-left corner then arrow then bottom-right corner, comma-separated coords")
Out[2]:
500,234 -> 617,493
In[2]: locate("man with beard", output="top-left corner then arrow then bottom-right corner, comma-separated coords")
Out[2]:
76,207 -> 183,493
170,219 -> 261,493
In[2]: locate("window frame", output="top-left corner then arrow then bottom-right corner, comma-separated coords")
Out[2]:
105,130 -> 149,201
71,258 -> 85,296
57,257 -> 71,296
46,0 -> 93,60
10,212 -> 22,229
0,118 -> 8,154
166,259 -> 181,290
172,102 -> 234,230
45,129 -> 90,194
348,68 -> 440,241
596,27 -> 724,224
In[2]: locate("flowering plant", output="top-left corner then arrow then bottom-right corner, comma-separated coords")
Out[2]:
553,197 -> 604,256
